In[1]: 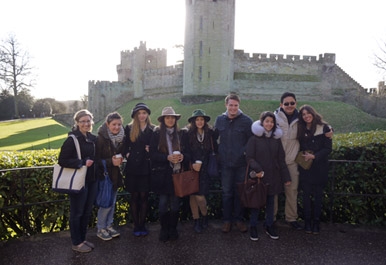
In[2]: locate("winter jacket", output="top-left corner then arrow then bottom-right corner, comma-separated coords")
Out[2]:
58,129 -> 97,183
274,107 -> 300,165
214,111 -> 253,168
149,127 -> 191,195
246,127 -> 291,195
95,123 -> 125,191
298,124 -> 332,185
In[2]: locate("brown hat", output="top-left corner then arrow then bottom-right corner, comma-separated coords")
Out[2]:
188,109 -> 210,123
157,107 -> 181,122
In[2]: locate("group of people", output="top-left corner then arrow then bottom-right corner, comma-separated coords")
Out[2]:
58,92 -> 332,253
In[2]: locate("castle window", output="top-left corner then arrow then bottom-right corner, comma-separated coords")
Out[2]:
199,66 -> 202,81
199,41 -> 203,57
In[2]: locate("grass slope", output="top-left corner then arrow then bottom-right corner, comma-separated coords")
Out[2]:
2,99 -> 386,151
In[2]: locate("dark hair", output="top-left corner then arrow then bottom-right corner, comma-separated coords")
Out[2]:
158,116 -> 180,154
105,112 -> 122,124
280,92 -> 297,103
225,93 -> 240,104
297,105 -> 327,140
187,120 -> 212,150
259,111 -> 277,135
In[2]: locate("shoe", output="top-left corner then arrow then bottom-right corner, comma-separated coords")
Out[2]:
97,229 -> 113,241
107,226 -> 120,238
312,220 -> 320,235
133,226 -> 141,237
83,241 -> 95,249
305,220 -> 312,234
194,219 -> 202,233
139,226 -> 149,236
249,226 -> 258,241
265,226 -> 279,240
288,221 -> 303,231
72,243 -> 92,253
169,227 -> 179,241
201,215 -> 208,229
159,228 -> 169,242
236,221 -> 248,233
222,222 -> 231,233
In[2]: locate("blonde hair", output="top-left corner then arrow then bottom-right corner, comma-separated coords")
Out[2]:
72,109 -> 94,131
129,111 -> 152,142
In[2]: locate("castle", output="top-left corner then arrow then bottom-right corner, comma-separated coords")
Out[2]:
88,0 -> 364,121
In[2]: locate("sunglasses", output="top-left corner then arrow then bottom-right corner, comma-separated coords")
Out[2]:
283,102 -> 296,106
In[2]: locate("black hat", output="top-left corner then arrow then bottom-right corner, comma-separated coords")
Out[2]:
188,109 -> 210,123
131,103 -> 151,118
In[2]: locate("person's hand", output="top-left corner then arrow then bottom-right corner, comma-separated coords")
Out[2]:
145,145 -> 149,152
112,155 -> 123,166
85,159 -> 94,167
325,126 -> 334,138
284,181 -> 291,186
192,163 -> 201,172
303,152 -> 315,162
257,171 -> 264,178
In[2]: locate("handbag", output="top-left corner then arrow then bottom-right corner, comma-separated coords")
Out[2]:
52,135 -> 87,193
172,163 -> 199,197
295,150 -> 313,170
207,137 -> 219,178
95,160 -> 114,208
237,163 -> 268,209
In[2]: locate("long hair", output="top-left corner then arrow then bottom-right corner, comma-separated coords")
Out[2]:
186,118 -> 212,150
72,109 -> 94,131
128,111 -> 152,142
297,105 -> 327,140
158,117 -> 180,154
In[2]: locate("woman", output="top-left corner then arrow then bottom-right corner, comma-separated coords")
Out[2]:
58,109 -> 98,253
246,111 -> 291,241
124,103 -> 154,237
297,105 -> 332,235
149,106 -> 190,242
186,109 -> 217,233
95,112 -> 125,241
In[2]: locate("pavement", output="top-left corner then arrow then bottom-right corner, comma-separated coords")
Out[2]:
1,219 -> 385,265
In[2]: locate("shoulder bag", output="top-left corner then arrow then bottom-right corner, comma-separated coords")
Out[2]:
207,137 -> 219,178
52,135 -> 87,193
236,163 -> 268,209
172,163 -> 199,197
95,160 -> 114,208
295,150 -> 313,170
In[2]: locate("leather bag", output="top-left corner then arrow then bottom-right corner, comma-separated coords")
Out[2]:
172,164 -> 199,197
52,135 -> 87,193
95,160 -> 114,208
237,163 -> 267,209
207,138 -> 219,177
295,150 -> 313,170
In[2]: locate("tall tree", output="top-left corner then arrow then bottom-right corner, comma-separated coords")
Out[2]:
0,34 -> 34,118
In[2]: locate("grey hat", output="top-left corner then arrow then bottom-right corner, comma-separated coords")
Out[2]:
188,109 -> 210,123
157,107 -> 181,122
131,103 -> 151,118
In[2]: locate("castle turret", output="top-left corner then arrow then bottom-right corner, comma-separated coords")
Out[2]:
183,0 -> 235,96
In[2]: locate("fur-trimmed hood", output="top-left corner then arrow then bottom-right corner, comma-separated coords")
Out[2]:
251,120 -> 283,139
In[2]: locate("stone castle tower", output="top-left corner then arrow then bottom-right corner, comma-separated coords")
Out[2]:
183,0 -> 235,96
88,0 -> 365,122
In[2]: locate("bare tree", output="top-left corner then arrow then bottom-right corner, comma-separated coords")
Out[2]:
374,38 -> 386,76
0,34 -> 34,118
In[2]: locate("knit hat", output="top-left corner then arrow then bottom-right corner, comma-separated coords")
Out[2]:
131,103 -> 151,118
188,109 -> 210,123
157,107 -> 181,122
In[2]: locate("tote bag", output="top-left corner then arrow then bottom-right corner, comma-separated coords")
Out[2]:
172,164 -> 199,197
95,160 -> 114,208
52,135 -> 87,193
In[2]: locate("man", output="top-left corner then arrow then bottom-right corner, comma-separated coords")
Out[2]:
214,94 -> 253,233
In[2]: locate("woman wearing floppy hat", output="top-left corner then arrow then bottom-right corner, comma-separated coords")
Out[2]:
123,103 -> 155,237
149,106 -> 190,242
186,109 -> 218,233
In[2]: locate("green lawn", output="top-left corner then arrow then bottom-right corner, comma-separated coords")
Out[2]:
2,99 -> 386,151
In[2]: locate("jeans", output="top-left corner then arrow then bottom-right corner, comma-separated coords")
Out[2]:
97,190 -> 118,230
69,180 -> 98,246
159,194 -> 180,215
221,165 -> 246,223
250,194 -> 275,227
301,182 -> 325,221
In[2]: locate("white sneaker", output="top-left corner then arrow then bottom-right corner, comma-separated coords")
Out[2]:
107,226 -> 120,238
97,229 -> 112,241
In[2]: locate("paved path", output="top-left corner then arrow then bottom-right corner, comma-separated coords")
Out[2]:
1,220 -> 385,265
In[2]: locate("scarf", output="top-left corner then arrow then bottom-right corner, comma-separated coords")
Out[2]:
107,126 -> 125,148
166,127 -> 181,172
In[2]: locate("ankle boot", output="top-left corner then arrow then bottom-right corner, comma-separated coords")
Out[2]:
305,219 -> 312,234
159,212 -> 169,242
168,211 -> 179,240
194,219 -> 202,233
312,220 -> 320,235
201,215 -> 208,229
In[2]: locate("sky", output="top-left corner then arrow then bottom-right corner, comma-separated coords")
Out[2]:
1,0 -> 385,101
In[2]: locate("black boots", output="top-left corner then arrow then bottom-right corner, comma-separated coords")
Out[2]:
312,220 -> 320,235
194,219 -> 202,233
168,211 -> 179,240
159,213 -> 169,242
201,215 -> 208,230
305,219 -> 312,234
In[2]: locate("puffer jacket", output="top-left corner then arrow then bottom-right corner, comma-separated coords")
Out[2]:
214,111 -> 253,168
95,123 -> 125,191
274,107 -> 299,165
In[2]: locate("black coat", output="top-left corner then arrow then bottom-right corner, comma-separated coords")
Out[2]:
58,130 -> 97,183
95,123 -> 125,191
149,128 -> 190,195
187,128 -> 218,195
298,124 -> 332,186
246,134 -> 291,195
123,124 -> 154,192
